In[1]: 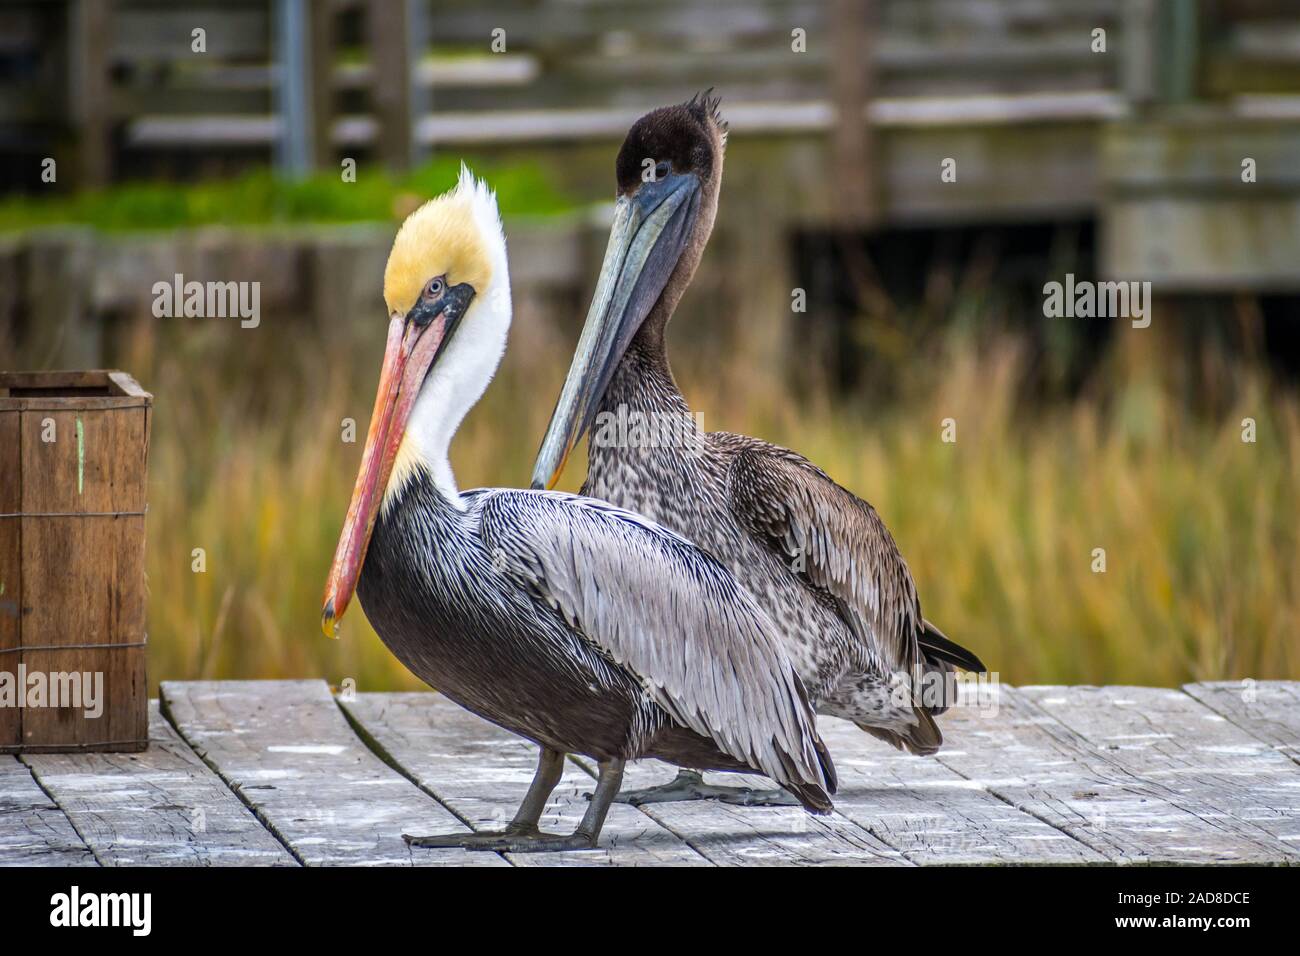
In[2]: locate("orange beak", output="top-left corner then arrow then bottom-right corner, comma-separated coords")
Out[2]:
321,312 -> 448,637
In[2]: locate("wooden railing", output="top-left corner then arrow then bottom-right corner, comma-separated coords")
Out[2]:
7,0 -> 1300,194
2,0 -> 1299,330
0,0 -> 1141,186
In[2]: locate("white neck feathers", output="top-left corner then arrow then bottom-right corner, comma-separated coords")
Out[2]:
383,169 -> 511,513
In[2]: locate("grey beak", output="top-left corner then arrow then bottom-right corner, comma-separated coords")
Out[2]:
530,170 -> 701,490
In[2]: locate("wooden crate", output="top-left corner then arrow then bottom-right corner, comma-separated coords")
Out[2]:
0,370 -> 151,753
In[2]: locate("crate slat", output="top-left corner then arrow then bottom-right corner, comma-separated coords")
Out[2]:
0,411 -> 18,748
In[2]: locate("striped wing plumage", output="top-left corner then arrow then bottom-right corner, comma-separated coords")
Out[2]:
477,488 -> 836,806
722,435 -> 927,683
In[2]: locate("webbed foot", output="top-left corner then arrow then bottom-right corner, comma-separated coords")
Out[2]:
403,826 -> 597,853
611,770 -> 799,807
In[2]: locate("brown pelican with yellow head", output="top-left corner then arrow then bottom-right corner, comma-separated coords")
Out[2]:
322,166 -> 836,850
532,95 -> 984,805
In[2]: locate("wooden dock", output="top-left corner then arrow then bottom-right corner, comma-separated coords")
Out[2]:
2,680 -> 1297,867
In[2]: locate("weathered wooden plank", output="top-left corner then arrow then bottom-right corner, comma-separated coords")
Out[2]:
337,664 -> 902,866
21,702 -> 294,866
428,0 -> 828,47
830,0 -> 876,227
111,8 -> 269,61
563,700 -> 1101,866
1183,681 -> 1300,766
306,0 -> 335,171
1103,197 -> 1300,290
1018,686 -> 1300,862
622,758 -> 910,866
0,756 -> 96,867
934,684 -> 1293,864
1104,118 -> 1300,189
819,711 -> 1105,865
159,680 -> 507,867
341,693 -> 710,867
127,92 -> 1123,154
70,0 -> 111,189
368,0 -> 413,171
7,678 -> 1296,867
602,757 -> 909,867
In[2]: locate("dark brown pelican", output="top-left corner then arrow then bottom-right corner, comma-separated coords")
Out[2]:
321,167 -> 836,851
532,95 -> 984,805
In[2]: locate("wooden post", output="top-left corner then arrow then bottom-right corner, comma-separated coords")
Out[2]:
408,0 -> 429,163
830,0 -> 875,227
368,0 -> 413,172
69,0 -> 111,189
1121,0 -> 1159,108
826,0 -> 888,392
309,0 -> 335,170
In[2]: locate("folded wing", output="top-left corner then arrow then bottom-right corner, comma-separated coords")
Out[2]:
726,433 -> 984,689
478,489 -> 836,807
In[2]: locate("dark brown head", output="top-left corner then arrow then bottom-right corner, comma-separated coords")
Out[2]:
615,92 -> 727,203
531,94 -> 727,489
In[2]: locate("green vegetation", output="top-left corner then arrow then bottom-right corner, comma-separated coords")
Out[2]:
0,157 -> 577,232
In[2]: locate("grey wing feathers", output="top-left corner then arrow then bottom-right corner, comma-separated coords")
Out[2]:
477,489 -> 836,804
724,436 -> 928,683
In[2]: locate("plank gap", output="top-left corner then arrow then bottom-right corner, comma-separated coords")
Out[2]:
157,691 -> 307,867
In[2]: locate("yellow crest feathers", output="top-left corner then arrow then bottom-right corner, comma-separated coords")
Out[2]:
383,165 -> 498,317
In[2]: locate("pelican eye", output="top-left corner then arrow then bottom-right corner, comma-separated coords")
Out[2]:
654,161 -> 671,180
423,277 -> 445,301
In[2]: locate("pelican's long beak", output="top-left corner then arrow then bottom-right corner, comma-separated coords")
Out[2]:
530,170 -> 700,490
321,308 -> 455,637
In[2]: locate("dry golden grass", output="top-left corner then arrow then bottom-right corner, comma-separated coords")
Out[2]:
131,314 -> 1299,692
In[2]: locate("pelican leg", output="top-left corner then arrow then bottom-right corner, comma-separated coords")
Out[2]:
403,745 -> 564,849
613,769 -> 799,808
507,745 -> 568,833
404,752 -> 627,853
